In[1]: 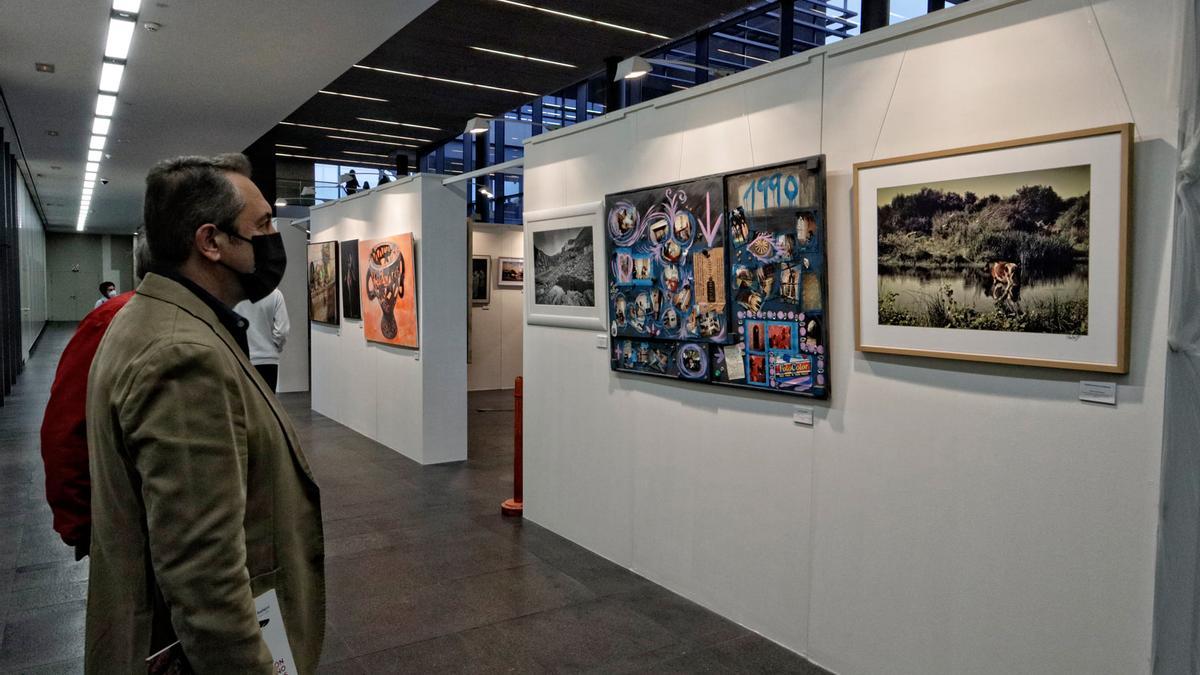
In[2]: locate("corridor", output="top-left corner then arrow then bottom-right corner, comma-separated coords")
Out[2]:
0,324 -> 822,674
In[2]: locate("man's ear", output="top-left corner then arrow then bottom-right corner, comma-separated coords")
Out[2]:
195,223 -> 222,263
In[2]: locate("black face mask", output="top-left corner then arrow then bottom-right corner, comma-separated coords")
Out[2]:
223,230 -> 287,302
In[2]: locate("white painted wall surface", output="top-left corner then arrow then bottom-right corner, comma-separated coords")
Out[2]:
17,175 -> 46,359
275,218 -> 310,393
308,175 -> 468,464
469,224 -> 524,391
520,1 -> 1182,674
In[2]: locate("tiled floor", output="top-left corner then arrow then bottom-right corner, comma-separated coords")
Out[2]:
1,323 -> 828,674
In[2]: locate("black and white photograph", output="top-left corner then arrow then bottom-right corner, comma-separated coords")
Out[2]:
471,255 -> 491,304
533,225 -> 594,306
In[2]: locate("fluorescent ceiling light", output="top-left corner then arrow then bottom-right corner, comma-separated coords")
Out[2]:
275,143 -> 306,149
86,162 -> 100,172
84,182 -> 96,189
717,48 -> 770,65
85,171 -> 98,180
113,0 -> 141,13
274,152 -> 392,168
278,121 -> 427,142
104,17 -> 136,60
464,117 -> 490,135
318,90 -> 388,102
493,0 -> 669,40
326,134 -> 415,148
96,94 -> 117,117
89,135 -> 106,150
469,46 -> 575,68
99,62 -> 124,93
614,56 -> 652,80
352,64 -> 538,97
92,118 -> 111,135
88,150 -> 103,162
344,151 -> 390,158
356,117 -> 440,131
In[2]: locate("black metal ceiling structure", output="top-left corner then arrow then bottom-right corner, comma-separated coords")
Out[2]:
265,0 -> 755,165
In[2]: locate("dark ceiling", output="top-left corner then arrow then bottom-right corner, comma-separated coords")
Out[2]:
266,0 -> 755,167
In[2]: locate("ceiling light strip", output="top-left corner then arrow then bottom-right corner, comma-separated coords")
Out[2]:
327,134 -> 417,148
469,46 -> 575,68
493,0 -> 669,40
356,117 -> 440,131
278,120 -> 428,143
318,90 -> 389,102
274,152 -> 393,168
352,64 -> 538,97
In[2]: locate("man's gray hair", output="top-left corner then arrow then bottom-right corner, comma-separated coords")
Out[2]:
132,229 -> 153,282
142,153 -> 252,267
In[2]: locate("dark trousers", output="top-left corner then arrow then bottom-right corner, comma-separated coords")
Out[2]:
255,364 -> 279,391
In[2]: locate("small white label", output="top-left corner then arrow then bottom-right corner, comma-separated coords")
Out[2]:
1079,381 -> 1116,405
595,334 -> 608,350
793,405 -> 814,426
723,345 -> 745,380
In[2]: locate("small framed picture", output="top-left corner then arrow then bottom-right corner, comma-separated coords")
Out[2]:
496,256 -> 524,288
470,255 -> 491,304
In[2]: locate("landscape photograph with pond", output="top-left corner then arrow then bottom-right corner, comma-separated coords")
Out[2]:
875,164 -> 1091,335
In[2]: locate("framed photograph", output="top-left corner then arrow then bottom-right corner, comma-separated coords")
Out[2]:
359,234 -> 418,348
340,239 -> 361,319
471,255 -> 491,305
524,202 -> 605,329
853,124 -> 1132,372
307,241 -> 339,325
496,256 -> 524,288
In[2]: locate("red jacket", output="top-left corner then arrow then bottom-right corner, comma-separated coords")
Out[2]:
41,290 -> 134,549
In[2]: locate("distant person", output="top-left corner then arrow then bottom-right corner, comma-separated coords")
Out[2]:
94,281 -> 117,308
234,287 -> 290,391
344,169 -> 359,195
361,180 -> 371,190
40,236 -> 151,560
378,171 -> 391,185
85,153 -> 324,673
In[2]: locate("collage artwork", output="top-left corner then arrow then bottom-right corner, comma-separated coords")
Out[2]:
606,157 -> 828,398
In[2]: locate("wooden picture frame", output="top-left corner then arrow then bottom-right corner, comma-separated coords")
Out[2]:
852,124 -> 1132,373
496,256 -> 524,288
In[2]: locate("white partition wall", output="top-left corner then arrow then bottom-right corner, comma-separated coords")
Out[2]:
469,223 -> 524,391
275,218 -> 309,393
521,1 -> 1183,674
309,175 -> 468,464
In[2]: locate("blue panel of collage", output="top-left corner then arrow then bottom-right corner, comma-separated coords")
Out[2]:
605,176 -> 730,344
717,158 -> 829,399
610,339 -> 712,383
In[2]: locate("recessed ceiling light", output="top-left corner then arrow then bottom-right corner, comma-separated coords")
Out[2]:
352,64 -> 538,97
88,150 -> 103,162
493,0 -> 669,40
85,171 -> 98,180
35,62 -> 55,73
96,94 -> 117,117
326,134 -> 416,148
89,135 -> 106,150
92,118 -> 111,135
86,162 -> 100,172
469,46 -> 575,68
355,117 -> 440,131
113,0 -> 142,12
99,62 -> 124,93
278,121 -> 428,143
318,90 -> 388,102
105,17 -> 137,60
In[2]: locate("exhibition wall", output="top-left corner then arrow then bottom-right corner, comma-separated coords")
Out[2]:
520,1 -> 1182,674
309,174 -> 468,464
469,224 -> 523,391
17,174 -> 46,359
276,218 -> 309,393
45,232 -> 133,321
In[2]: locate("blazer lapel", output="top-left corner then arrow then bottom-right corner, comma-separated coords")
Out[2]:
136,274 -> 318,484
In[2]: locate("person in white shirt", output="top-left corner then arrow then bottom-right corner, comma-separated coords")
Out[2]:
94,281 -> 117,308
234,287 -> 290,390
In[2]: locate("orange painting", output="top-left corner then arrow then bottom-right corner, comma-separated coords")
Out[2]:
359,234 -> 418,348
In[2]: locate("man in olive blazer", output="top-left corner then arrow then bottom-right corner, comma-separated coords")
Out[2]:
86,154 -> 324,673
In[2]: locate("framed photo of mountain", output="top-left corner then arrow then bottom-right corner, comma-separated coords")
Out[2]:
853,124 -> 1132,372
524,201 -> 605,330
